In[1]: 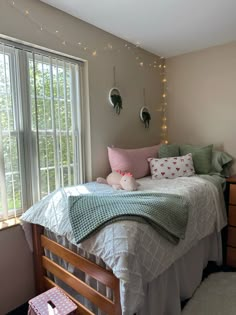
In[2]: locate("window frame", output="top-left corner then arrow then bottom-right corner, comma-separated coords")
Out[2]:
0,36 -> 88,222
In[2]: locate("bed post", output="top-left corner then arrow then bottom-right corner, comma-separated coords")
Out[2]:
114,277 -> 122,315
32,224 -> 45,294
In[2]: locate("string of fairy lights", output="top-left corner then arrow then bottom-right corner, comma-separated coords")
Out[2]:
158,58 -> 169,144
7,0 -> 168,144
7,0 -> 160,70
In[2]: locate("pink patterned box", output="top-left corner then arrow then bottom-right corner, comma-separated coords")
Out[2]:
28,287 -> 77,315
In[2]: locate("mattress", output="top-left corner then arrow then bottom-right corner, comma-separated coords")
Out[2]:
21,175 -> 227,314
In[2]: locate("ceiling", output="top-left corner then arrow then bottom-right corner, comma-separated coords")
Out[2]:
41,0 -> 236,57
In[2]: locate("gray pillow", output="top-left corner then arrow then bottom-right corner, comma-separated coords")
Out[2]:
180,144 -> 213,174
211,150 -> 233,176
159,144 -> 180,158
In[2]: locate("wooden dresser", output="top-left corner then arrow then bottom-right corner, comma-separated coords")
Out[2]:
226,175 -> 236,267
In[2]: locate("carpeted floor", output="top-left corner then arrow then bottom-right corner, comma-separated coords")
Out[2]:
182,272 -> 236,315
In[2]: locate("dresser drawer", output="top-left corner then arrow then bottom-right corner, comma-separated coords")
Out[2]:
230,184 -> 236,205
227,246 -> 236,267
228,226 -> 236,247
229,205 -> 236,226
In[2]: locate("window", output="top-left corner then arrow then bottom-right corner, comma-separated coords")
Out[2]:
0,39 -> 84,221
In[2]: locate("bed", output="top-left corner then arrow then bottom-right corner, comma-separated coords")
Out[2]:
21,175 -> 227,315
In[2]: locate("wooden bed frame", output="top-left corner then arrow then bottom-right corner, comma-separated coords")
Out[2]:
32,224 -> 122,315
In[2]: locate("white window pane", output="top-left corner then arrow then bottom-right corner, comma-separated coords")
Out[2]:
0,39 -> 83,220
0,47 -> 23,220
28,53 -> 81,199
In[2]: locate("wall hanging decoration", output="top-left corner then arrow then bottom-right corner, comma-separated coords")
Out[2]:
140,88 -> 151,128
109,66 -> 123,115
159,58 -> 168,144
140,107 -> 151,128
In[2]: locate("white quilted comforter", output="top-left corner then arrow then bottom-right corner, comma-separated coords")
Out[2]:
21,176 -> 227,315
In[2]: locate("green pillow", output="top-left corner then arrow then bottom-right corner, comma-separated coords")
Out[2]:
159,144 -> 180,158
211,150 -> 233,176
180,144 -> 213,174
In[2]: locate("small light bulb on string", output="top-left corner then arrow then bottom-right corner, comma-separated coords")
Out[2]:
84,47 -> 87,51
161,124 -> 167,130
154,65 -> 157,68
25,9 -> 29,15
78,42 -> 82,45
159,64 -> 162,68
40,26 -> 43,31
162,116 -> 167,122
62,40 -> 66,45
162,93 -> 166,98
139,62 -> 144,67
12,0 -> 15,5
108,43 -> 113,50
92,50 -> 97,56
55,30 -> 59,34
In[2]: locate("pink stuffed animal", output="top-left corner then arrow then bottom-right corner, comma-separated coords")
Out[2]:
97,170 -> 139,191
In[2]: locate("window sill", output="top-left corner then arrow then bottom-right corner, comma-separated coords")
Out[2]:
0,218 -> 21,231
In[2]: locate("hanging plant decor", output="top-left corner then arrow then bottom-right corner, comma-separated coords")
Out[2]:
108,66 -> 123,115
140,88 -> 151,128
140,106 -> 151,128
109,87 -> 123,115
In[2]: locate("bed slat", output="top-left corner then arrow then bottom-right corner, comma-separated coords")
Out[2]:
41,234 -> 116,288
42,256 -> 116,314
32,224 -> 45,293
44,276 -> 94,315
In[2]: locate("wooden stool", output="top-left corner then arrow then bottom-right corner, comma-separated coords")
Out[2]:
28,287 -> 77,315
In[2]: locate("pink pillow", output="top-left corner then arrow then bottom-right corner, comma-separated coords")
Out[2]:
148,153 -> 195,179
108,144 -> 160,179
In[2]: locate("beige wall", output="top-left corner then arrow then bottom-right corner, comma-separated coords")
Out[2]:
0,225 -> 35,314
167,41 -> 236,171
0,0 -> 161,180
0,0 -> 161,312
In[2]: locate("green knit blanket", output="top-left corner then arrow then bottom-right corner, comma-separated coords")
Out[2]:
68,192 -> 190,245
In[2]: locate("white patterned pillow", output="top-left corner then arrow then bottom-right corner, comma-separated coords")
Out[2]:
148,153 -> 195,179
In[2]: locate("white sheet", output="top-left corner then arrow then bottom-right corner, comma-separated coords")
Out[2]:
21,176 -> 227,315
